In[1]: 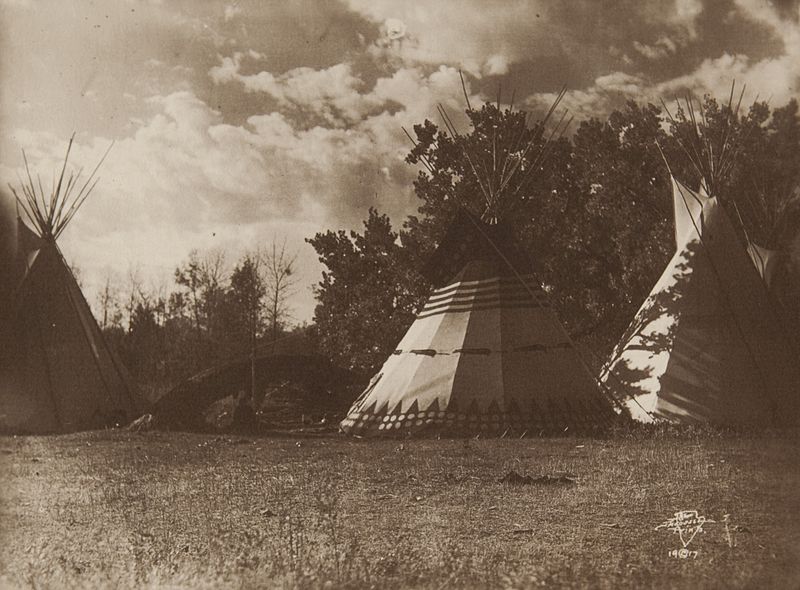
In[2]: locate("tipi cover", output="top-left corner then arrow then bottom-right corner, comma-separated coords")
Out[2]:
0,215 -> 141,434
340,211 -> 615,436
0,193 -> 18,312
602,177 -> 800,425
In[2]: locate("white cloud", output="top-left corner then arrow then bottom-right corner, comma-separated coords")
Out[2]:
485,54 -> 510,76
670,0 -> 703,39
6,0 -> 797,325
651,1 -> 799,104
3,65 -> 474,321
224,3 -> 242,22
211,57 -> 376,126
345,0 -> 711,79
527,0 -> 800,121
633,36 -> 679,60
528,72 -> 648,121
634,41 -> 669,60
345,0 -> 550,78
210,57 -> 478,177
0,0 -> 32,7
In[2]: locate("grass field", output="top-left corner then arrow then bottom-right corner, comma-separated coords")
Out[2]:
1,428 -> 799,589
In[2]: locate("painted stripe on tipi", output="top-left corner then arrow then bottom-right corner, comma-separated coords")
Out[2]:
419,276 -> 546,318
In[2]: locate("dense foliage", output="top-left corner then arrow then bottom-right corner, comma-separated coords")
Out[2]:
306,210 -> 428,376
309,97 -> 800,375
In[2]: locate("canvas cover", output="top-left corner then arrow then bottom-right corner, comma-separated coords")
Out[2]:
0,220 -> 140,433
340,212 -> 614,436
602,177 -> 800,425
746,242 -> 779,287
0,193 -> 18,314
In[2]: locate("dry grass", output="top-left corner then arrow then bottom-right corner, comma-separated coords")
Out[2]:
1,428 -> 799,589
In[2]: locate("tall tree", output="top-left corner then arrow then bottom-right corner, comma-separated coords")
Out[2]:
560,101 -> 672,344
174,249 -> 227,338
260,239 -> 298,345
225,255 -> 266,349
226,254 -> 266,399
97,269 -> 123,330
403,103 -> 563,261
124,264 -> 144,333
309,96 -> 800,375
403,100 -> 672,349
125,299 -> 165,400
307,209 -> 426,375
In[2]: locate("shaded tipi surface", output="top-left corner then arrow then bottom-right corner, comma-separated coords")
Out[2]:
340,211 -> 616,436
0,142 -> 142,434
746,241 -> 780,288
601,177 -> 800,426
0,192 -> 17,300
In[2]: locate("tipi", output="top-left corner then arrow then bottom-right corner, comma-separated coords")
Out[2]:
0,188 -> 17,310
601,175 -> 800,425
341,96 -> 616,436
0,138 -> 141,434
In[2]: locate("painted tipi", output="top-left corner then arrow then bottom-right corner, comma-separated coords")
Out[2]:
339,212 -> 615,436
341,93 -> 619,436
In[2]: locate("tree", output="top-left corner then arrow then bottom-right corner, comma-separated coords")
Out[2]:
225,253 -> 266,400
125,298 -> 165,400
403,103 -> 562,261
307,209 -> 427,375
174,248 -> 227,337
260,239 -> 298,345
124,264 -> 144,333
173,248 -> 228,368
559,101 -> 672,344
404,100 -> 672,350
97,268 -> 123,330
309,95 -> 800,374
225,254 -> 266,350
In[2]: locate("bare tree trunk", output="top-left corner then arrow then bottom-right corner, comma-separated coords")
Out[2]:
251,307 -> 256,405
98,271 -> 117,330
272,295 -> 279,349
261,238 -> 299,352
126,265 -> 143,333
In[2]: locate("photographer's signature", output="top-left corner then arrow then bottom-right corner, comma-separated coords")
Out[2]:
656,510 -> 734,559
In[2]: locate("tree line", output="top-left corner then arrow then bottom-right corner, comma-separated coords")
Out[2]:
98,95 -> 800,396
307,97 -> 800,376
96,242 -> 299,400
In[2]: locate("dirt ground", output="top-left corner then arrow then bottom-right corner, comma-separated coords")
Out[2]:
1,428 -> 799,589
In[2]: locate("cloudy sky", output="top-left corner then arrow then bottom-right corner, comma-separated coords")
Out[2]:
1,0 -> 799,322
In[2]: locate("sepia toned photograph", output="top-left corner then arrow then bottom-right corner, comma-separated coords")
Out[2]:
1,1 -> 799,588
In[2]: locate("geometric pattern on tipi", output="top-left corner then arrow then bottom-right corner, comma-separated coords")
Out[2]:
601,177 -> 800,425
0,218 -> 142,434
340,212 -> 615,436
